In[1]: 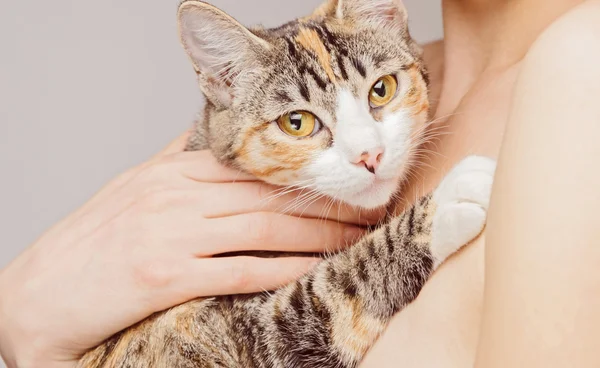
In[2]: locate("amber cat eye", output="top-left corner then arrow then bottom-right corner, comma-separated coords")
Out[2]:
277,111 -> 321,138
369,75 -> 398,108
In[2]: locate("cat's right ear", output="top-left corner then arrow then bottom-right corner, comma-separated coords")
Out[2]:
315,0 -> 408,31
177,1 -> 271,108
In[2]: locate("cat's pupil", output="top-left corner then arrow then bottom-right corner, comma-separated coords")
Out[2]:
373,80 -> 386,97
290,112 -> 303,130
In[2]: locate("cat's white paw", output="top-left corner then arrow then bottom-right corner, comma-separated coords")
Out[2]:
430,156 -> 496,266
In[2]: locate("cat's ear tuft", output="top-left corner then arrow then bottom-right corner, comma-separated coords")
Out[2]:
177,1 -> 270,107
335,0 -> 407,30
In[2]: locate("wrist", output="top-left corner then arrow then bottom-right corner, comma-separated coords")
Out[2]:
0,342 -> 75,368
0,278 -> 73,368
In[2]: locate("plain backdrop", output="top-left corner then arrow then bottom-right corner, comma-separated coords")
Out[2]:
0,0 -> 442,276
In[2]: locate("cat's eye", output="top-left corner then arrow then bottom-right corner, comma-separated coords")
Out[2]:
369,75 -> 398,108
277,111 -> 321,138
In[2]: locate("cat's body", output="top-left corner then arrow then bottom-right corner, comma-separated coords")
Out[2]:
80,163 -> 494,368
79,1 -> 496,367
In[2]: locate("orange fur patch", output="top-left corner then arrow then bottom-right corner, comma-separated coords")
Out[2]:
295,28 -> 336,82
235,123 -> 321,183
330,297 -> 386,362
392,64 -> 429,117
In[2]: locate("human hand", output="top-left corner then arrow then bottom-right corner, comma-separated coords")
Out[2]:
0,133 -> 383,368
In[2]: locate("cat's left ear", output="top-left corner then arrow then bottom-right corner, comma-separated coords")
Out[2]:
334,0 -> 408,30
178,1 -> 271,108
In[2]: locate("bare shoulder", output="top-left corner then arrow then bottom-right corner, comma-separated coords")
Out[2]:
528,1 -> 600,64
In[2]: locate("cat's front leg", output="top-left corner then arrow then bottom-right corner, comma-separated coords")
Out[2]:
257,156 -> 496,368
429,155 -> 496,267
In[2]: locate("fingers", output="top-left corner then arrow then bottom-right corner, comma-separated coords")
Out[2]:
165,151 -> 384,225
180,256 -> 322,296
191,213 -> 365,256
156,149 -> 384,225
200,181 -> 385,226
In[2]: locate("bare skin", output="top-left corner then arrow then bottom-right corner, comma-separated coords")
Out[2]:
3,0 -> 600,367
0,135 -> 376,368
362,0 -> 600,367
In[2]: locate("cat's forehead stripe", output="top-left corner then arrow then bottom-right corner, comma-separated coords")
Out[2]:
295,28 -> 336,82
275,23 -> 379,103
283,37 -> 331,102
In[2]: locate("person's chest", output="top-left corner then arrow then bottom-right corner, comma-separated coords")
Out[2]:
394,64 -> 521,214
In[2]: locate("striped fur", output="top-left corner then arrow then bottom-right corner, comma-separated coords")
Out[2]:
79,1 -> 496,367
81,195 -> 437,368
80,154 -> 496,367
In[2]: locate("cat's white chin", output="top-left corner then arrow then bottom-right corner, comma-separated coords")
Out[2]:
339,177 -> 398,209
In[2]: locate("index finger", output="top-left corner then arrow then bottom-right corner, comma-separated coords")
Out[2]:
180,256 -> 322,297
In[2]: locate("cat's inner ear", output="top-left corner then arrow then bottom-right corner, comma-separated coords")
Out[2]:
178,1 -> 270,107
334,0 -> 407,29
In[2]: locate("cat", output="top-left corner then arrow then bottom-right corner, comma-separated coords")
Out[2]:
79,0 -> 496,367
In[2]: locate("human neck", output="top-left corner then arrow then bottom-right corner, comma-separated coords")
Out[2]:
435,0 -> 584,117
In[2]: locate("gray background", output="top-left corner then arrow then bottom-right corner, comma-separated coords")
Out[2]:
0,1 -> 442,270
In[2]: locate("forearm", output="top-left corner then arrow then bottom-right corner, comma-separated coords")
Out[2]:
476,2 -> 600,367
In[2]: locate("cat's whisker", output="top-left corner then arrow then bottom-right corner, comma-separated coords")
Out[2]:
261,187 -> 299,204
336,198 -> 343,228
231,169 -> 247,184
261,181 -> 317,206
275,193 -> 314,216
278,189 -> 322,216
321,189 -> 342,231
290,192 -> 323,216
323,197 -> 338,227
426,112 -> 463,126
409,128 -> 451,148
321,194 -> 337,222
258,287 -> 274,299
262,178 -> 316,198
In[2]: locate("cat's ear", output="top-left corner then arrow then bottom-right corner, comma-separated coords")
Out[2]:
178,1 -> 271,107
333,0 -> 408,30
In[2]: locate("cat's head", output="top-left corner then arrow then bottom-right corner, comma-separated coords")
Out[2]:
178,0 -> 429,209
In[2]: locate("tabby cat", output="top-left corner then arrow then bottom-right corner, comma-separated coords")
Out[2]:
79,0 -> 496,367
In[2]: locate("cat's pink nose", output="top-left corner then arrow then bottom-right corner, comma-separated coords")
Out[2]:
353,148 -> 384,174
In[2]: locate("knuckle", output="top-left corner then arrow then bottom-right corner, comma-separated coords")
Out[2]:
228,258 -> 252,291
136,187 -> 176,214
138,157 -> 182,184
132,259 -> 175,289
139,161 -> 167,180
